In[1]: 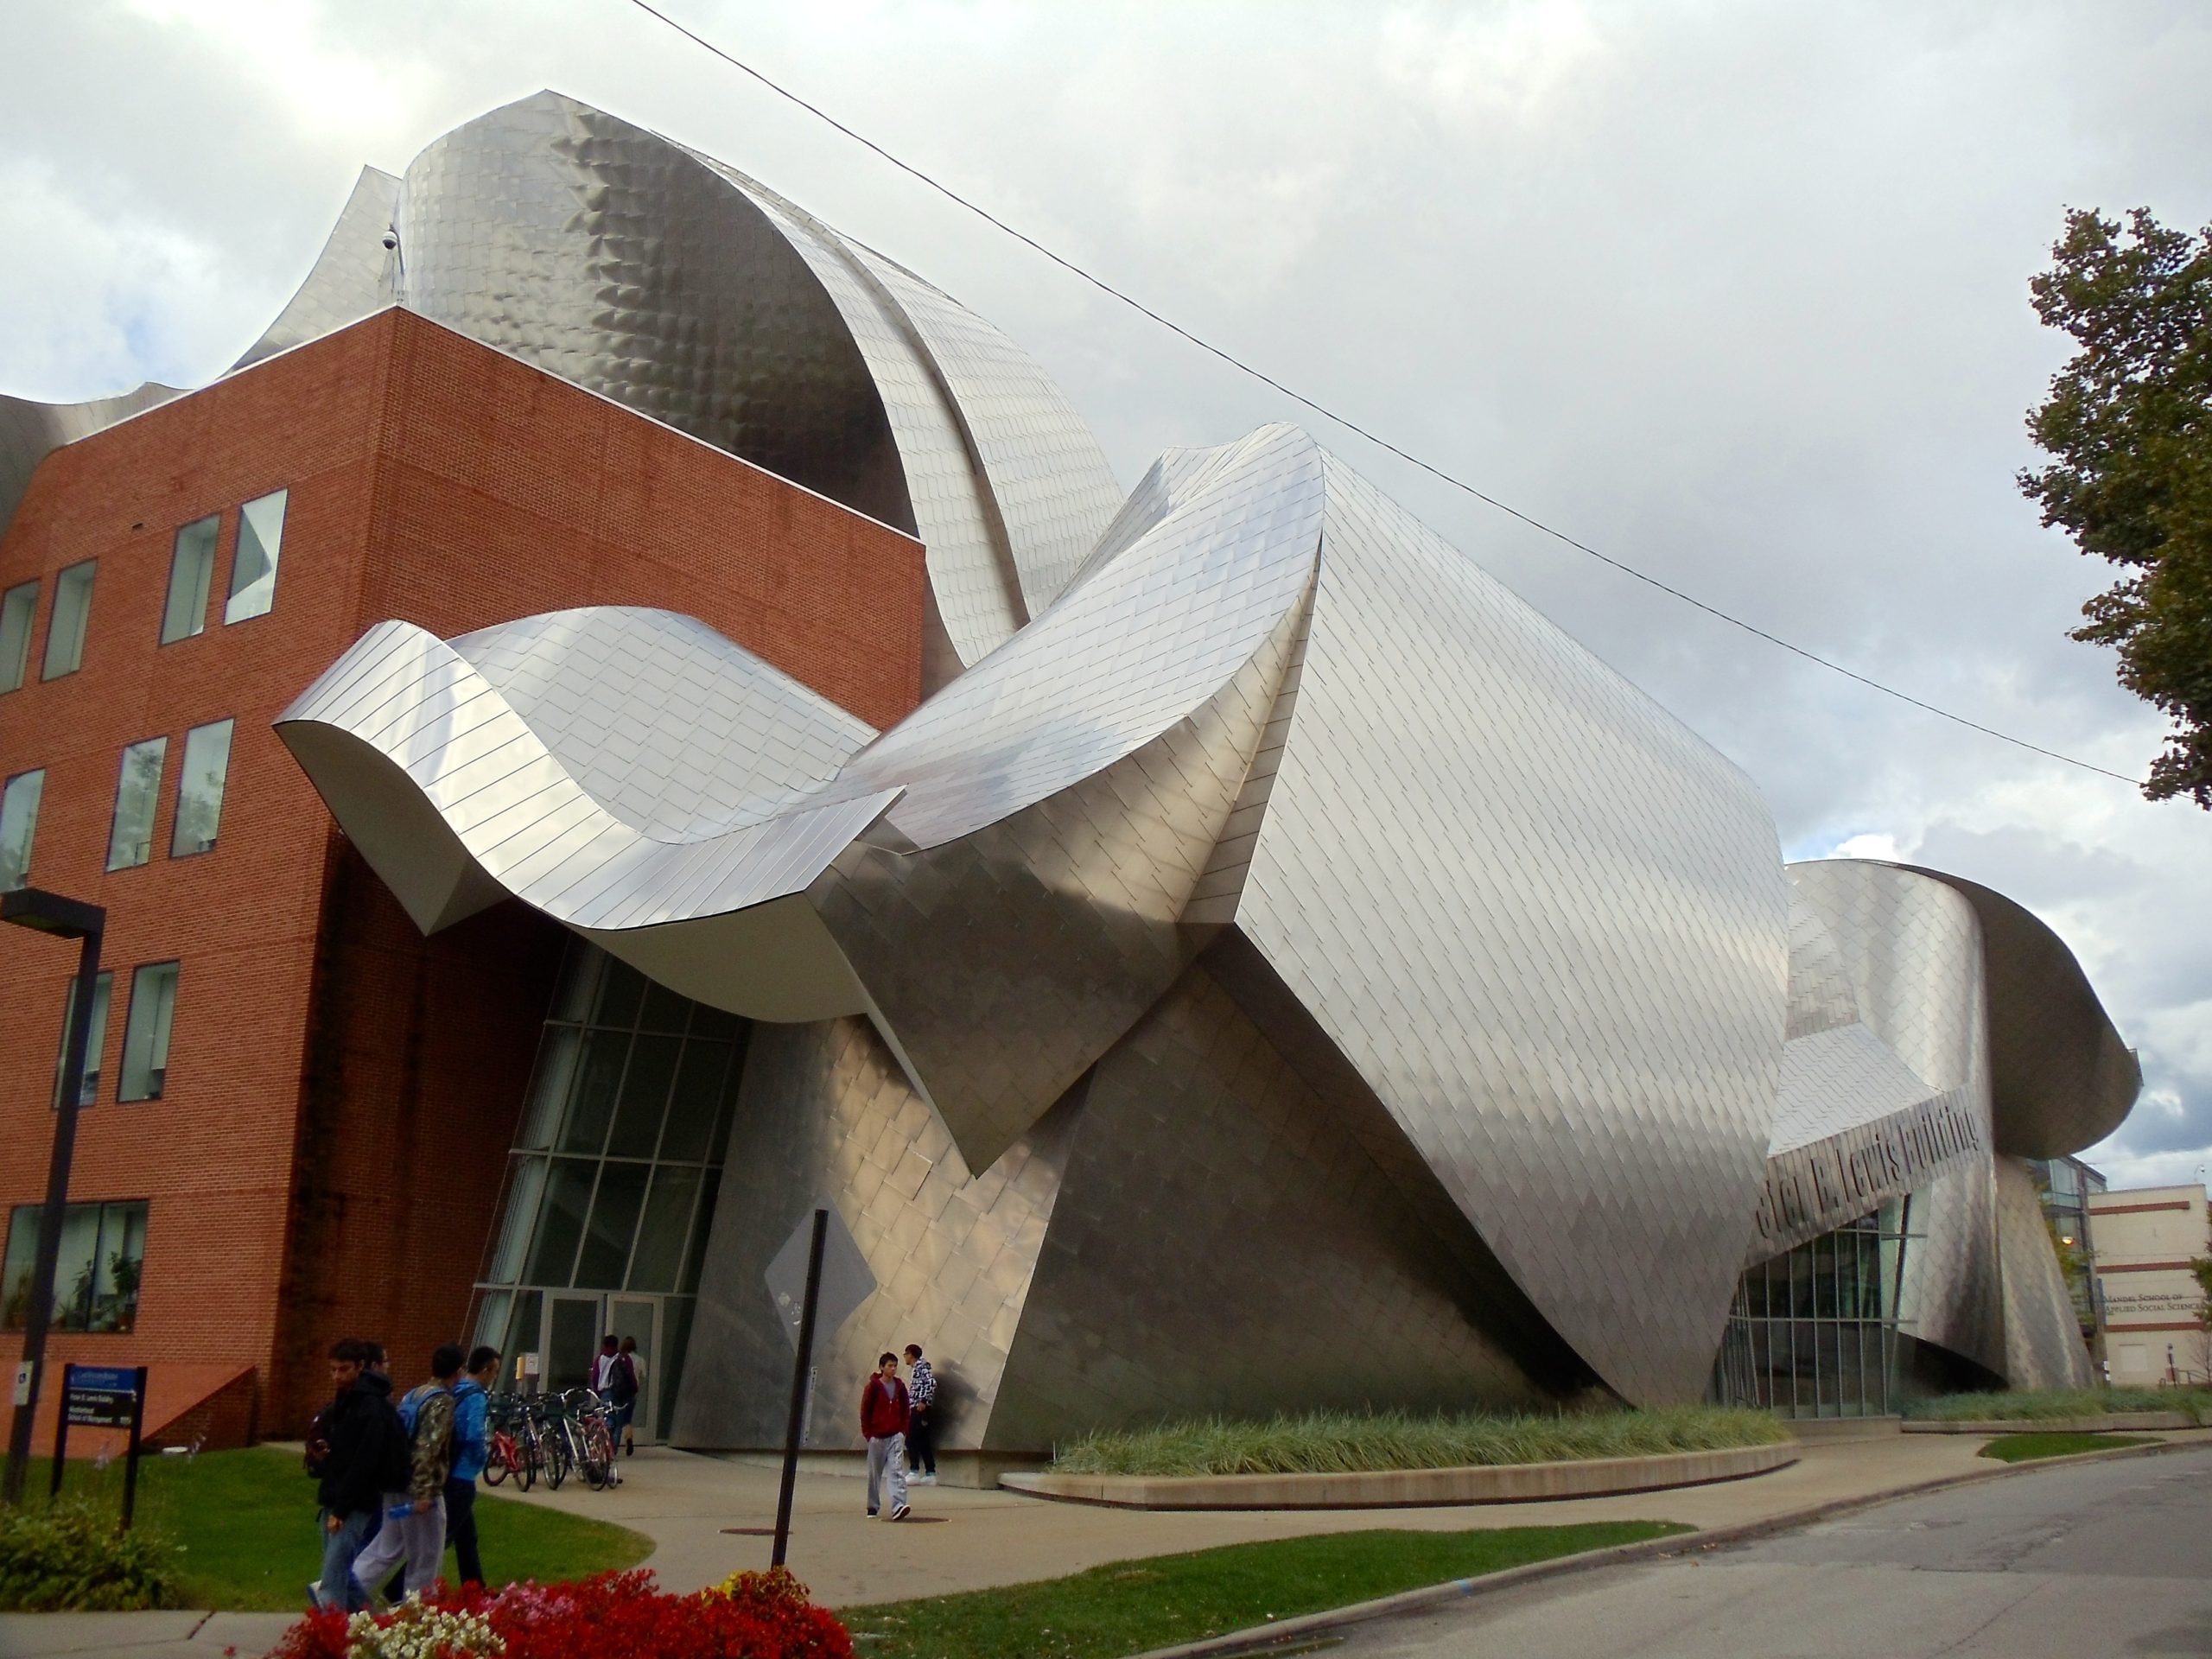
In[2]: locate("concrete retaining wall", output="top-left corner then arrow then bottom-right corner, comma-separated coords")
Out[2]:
998,1441 -> 1798,1510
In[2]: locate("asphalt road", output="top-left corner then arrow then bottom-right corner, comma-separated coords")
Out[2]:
1332,1445 -> 2212,1658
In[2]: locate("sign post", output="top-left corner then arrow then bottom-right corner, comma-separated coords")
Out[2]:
770,1209 -> 828,1570
56,1365 -> 149,1528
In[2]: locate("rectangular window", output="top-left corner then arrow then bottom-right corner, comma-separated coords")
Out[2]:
161,515 -> 219,644
53,971 -> 113,1109
224,490 -> 286,624
2,1200 -> 148,1333
41,561 -> 94,679
0,768 -> 41,891
170,718 -> 234,857
106,737 -> 168,870
0,580 -> 35,692
118,961 -> 179,1102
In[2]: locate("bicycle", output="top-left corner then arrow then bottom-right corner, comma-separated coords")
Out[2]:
531,1395 -> 571,1491
483,1394 -> 534,1493
561,1388 -> 620,1491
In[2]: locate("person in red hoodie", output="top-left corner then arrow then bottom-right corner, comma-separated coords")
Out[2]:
859,1352 -> 912,1521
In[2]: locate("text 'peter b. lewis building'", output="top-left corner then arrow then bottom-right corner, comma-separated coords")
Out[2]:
0,92 -> 2139,1467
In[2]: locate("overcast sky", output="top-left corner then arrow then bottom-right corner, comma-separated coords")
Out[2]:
8,0 -> 2209,1190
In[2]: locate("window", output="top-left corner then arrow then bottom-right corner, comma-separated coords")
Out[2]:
224,490 -> 286,623
0,580 -> 35,692
0,768 -> 41,891
2,1201 -> 148,1333
118,961 -> 179,1102
52,971 -> 113,1109
106,737 -> 168,870
170,719 -> 234,857
162,516 -> 219,644
41,561 -> 95,680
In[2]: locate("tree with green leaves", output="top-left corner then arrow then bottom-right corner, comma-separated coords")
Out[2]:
2019,207 -> 2212,806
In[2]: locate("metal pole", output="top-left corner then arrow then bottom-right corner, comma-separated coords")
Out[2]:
120,1367 -> 147,1531
770,1208 -> 828,1568
4,923 -> 103,1508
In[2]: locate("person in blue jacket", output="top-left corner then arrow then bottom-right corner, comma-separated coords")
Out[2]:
445,1345 -> 501,1586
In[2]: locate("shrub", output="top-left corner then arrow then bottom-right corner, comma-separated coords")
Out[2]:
1051,1404 -> 1790,1478
0,1501 -> 181,1611
1904,1387 -> 2212,1425
271,1567 -> 852,1659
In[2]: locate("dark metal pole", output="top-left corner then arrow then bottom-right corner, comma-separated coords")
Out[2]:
119,1367 -> 147,1531
4,919 -> 103,1508
769,1207 -> 828,1569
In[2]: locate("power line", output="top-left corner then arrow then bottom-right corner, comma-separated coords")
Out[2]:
620,0 -> 2146,789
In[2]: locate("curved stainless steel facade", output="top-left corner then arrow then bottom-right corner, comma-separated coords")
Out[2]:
385,91 -> 1122,680
279,418 -> 2137,1436
243,95 -> 2139,1447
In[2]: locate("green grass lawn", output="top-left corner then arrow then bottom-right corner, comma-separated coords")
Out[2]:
1907,1387 -> 2211,1424
22,1447 -> 651,1611
839,1521 -> 1690,1659
1976,1432 -> 2161,1464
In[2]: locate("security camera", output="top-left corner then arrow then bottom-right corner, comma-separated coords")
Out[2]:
381,232 -> 398,251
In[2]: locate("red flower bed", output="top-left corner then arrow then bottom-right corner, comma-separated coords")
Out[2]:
272,1567 -> 853,1659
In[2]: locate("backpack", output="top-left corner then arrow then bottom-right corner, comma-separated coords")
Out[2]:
605,1353 -> 639,1408
397,1382 -> 448,1441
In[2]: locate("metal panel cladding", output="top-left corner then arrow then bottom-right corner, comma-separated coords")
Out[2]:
1233,454 -> 1790,1406
1787,860 -> 2005,1380
385,91 -> 1120,677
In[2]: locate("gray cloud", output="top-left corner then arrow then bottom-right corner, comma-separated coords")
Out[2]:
8,0 -> 2210,1185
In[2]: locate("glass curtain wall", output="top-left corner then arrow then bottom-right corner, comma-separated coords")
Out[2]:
470,940 -> 747,1440
1714,1201 -> 1921,1417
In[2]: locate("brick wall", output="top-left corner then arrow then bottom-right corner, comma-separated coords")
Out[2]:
0,308 -> 926,1443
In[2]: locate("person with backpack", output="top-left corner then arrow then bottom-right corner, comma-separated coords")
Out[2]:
616,1335 -> 645,1456
349,1343 -> 461,1605
444,1346 -> 500,1587
591,1334 -> 635,1485
304,1337 -> 406,1612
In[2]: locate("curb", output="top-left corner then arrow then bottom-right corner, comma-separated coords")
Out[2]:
1119,1435 -> 2210,1659
1001,1442 -> 1798,1510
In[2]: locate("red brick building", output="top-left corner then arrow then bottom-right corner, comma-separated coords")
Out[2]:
0,309 -> 924,1449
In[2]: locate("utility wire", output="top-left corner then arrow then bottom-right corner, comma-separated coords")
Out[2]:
622,0 -> 2146,789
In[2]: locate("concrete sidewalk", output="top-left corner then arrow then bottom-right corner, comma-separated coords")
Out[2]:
2,1429 -> 2200,1658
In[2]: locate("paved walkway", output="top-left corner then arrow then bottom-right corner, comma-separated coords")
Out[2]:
1,1429 -> 2198,1658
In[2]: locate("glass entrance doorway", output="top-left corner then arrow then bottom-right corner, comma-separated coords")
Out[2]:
467,941 -> 744,1450
541,1292 -> 670,1443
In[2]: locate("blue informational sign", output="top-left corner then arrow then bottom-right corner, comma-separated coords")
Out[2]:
62,1364 -> 141,1429
66,1366 -> 137,1394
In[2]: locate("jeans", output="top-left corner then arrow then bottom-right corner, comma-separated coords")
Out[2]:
349,1492 -> 447,1602
906,1407 -> 936,1475
315,1509 -> 373,1611
443,1478 -> 481,1586
865,1433 -> 908,1514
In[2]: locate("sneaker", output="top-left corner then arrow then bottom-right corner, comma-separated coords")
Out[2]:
890,1502 -> 911,1522
919,1472 -> 938,1484
867,1508 -> 879,1517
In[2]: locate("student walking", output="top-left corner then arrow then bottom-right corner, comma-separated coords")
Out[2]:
617,1335 -> 645,1456
304,1338 -> 407,1612
860,1352 -> 911,1521
902,1344 -> 938,1484
445,1346 -> 499,1587
350,1344 -> 461,1604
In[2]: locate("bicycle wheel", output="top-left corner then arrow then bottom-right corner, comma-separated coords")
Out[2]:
581,1417 -> 613,1491
483,1438 -> 509,1487
515,1425 -> 538,1493
543,1420 -> 570,1491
